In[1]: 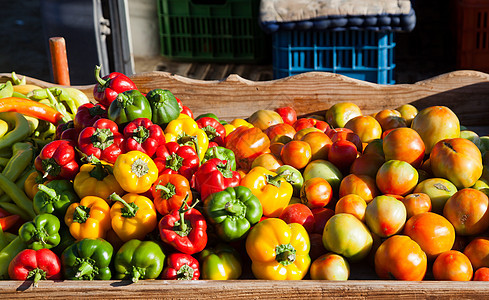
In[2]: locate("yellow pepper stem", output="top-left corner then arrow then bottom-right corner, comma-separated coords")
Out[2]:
266,171 -> 288,188
275,243 -> 296,266
73,205 -> 90,223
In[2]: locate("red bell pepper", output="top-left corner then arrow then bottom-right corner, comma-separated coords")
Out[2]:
153,142 -> 199,182
122,118 -> 165,157
34,140 -> 79,180
176,97 -> 194,119
196,117 -> 226,146
159,199 -> 207,255
73,103 -> 107,133
193,158 -> 241,201
93,66 -> 138,108
55,120 -> 78,144
8,248 -> 61,287
77,118 -> 124,164
161,252 -> 200,280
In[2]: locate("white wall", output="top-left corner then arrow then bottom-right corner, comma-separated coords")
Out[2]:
127,0 -> 160,57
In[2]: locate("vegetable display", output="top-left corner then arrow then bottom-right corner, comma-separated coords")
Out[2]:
1,69 -> 489,289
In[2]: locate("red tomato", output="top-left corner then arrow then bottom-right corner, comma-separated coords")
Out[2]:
374,235 -> 427,281
328,140 -> 358,171
300,177 -> 333,209
330,130 -> 363,153
279,203 -> 315,233
432,250 -> 473,281
349,153 -> 385,178
311,207 -> 334,234
403,212 -> 455,260
274,106 -> 297,125
309,233 -> 328,262
250,153 -> 283,172
280,140 -> 312,170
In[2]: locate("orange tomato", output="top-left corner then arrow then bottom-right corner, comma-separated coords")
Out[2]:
375,109 -> 407,132
401,193 -> 431,218
443,188 -> 489,236
269,142 -> 284,157
335,194 -> 367,222
225,126 -> 270,171
432,250 -> 473,281
376,160 -> 418,196
264,123 -> 296,144
293,127 -> 322,140
248,109 -> 283,130
395,104 -> 418,126
280,140 -> 312,170
473,267 -> 489,281
403,212 -> 455,260
374,235 -> 427,281
339,174 -> 379,203
382,127 -> 426,168
301,131 -> 332,161
344,115 -> 382,143
365,195 -> 407,238
310,253 -> 350,280
464,237 -> 489,270
251,153 -> 283,172
300,177 -> 332,209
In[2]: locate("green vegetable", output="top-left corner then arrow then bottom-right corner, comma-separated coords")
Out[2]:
195,113 -> 219,121
203,146 -> 237,171
145,89 -> 180,127
1,142 -> 34,184
0,81 -> 13,98
204,186 -> 262,242
19,213 -> 61,250
52,225 -> 76,256
33,180 -> 79,219
0,172 -> 35,219
0,112 -> 30,151
276,165 -> 304,197
62,238 -> 113,280
0,237 -> 27,279
108,89 -> 152,125
114,239 -> 165,282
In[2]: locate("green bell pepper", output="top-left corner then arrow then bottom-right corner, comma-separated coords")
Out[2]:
61,238 -> 113,280
276,165 -> 304,197
199,243 -> 242,280
18,213 -> 61,250
33,179 -> 79,219
204,186 -> 262,242
203,146 -> 237,171
145,89 -> 180,127
114,239 -> 165,283
0,237 -> 27,279
108,89 -> 152,125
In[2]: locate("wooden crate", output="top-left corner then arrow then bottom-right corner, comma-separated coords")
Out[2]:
0,70 -> 489,298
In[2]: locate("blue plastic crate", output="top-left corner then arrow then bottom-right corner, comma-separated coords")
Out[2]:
272,30 -> 396,84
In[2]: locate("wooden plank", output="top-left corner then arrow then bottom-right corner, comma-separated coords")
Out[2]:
1,70 -> 488,127
1,280 -> 489,299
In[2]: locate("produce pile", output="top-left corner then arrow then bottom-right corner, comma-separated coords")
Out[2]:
0,69 -> 488,286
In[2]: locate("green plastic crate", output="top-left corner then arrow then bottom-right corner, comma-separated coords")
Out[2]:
157,0 -> 270,63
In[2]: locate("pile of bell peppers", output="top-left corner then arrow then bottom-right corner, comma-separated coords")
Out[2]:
0,67 -> 368,285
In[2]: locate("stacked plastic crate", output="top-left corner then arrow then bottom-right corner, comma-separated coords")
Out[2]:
259,0 -> 416,84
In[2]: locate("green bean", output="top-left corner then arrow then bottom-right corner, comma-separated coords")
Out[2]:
0,172 -> 35,219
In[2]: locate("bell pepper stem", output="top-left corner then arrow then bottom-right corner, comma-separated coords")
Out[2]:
32,270 -> 43,287
132,267 -> 141,283
27,268 -> 46,288
73,205 -> 90,223
177,195 -> 198,233
109,193 -> 137,217
266,171 -> 288,188
94,65 -> 108,87
36,183 -> 58,199
155,182 -> 176,199
75,261 -> 93,278
89,162 -> 111,181
177,264 -> 194,280
224,202 -> 242,216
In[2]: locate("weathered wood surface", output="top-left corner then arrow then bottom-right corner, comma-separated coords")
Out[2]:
1,70 -> 489,128
1,280 -> 489,299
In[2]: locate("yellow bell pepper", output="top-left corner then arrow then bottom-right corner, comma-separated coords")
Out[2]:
109,192 -> 157,242
113,150 -> 158,194
240,166 -> 293,217
245,218 -> 311,280
64,195 -> 111,240
224,118 -> 254,136
24,170 -> 47,200
164,117 -> 209,162
73,161 -> 124,201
